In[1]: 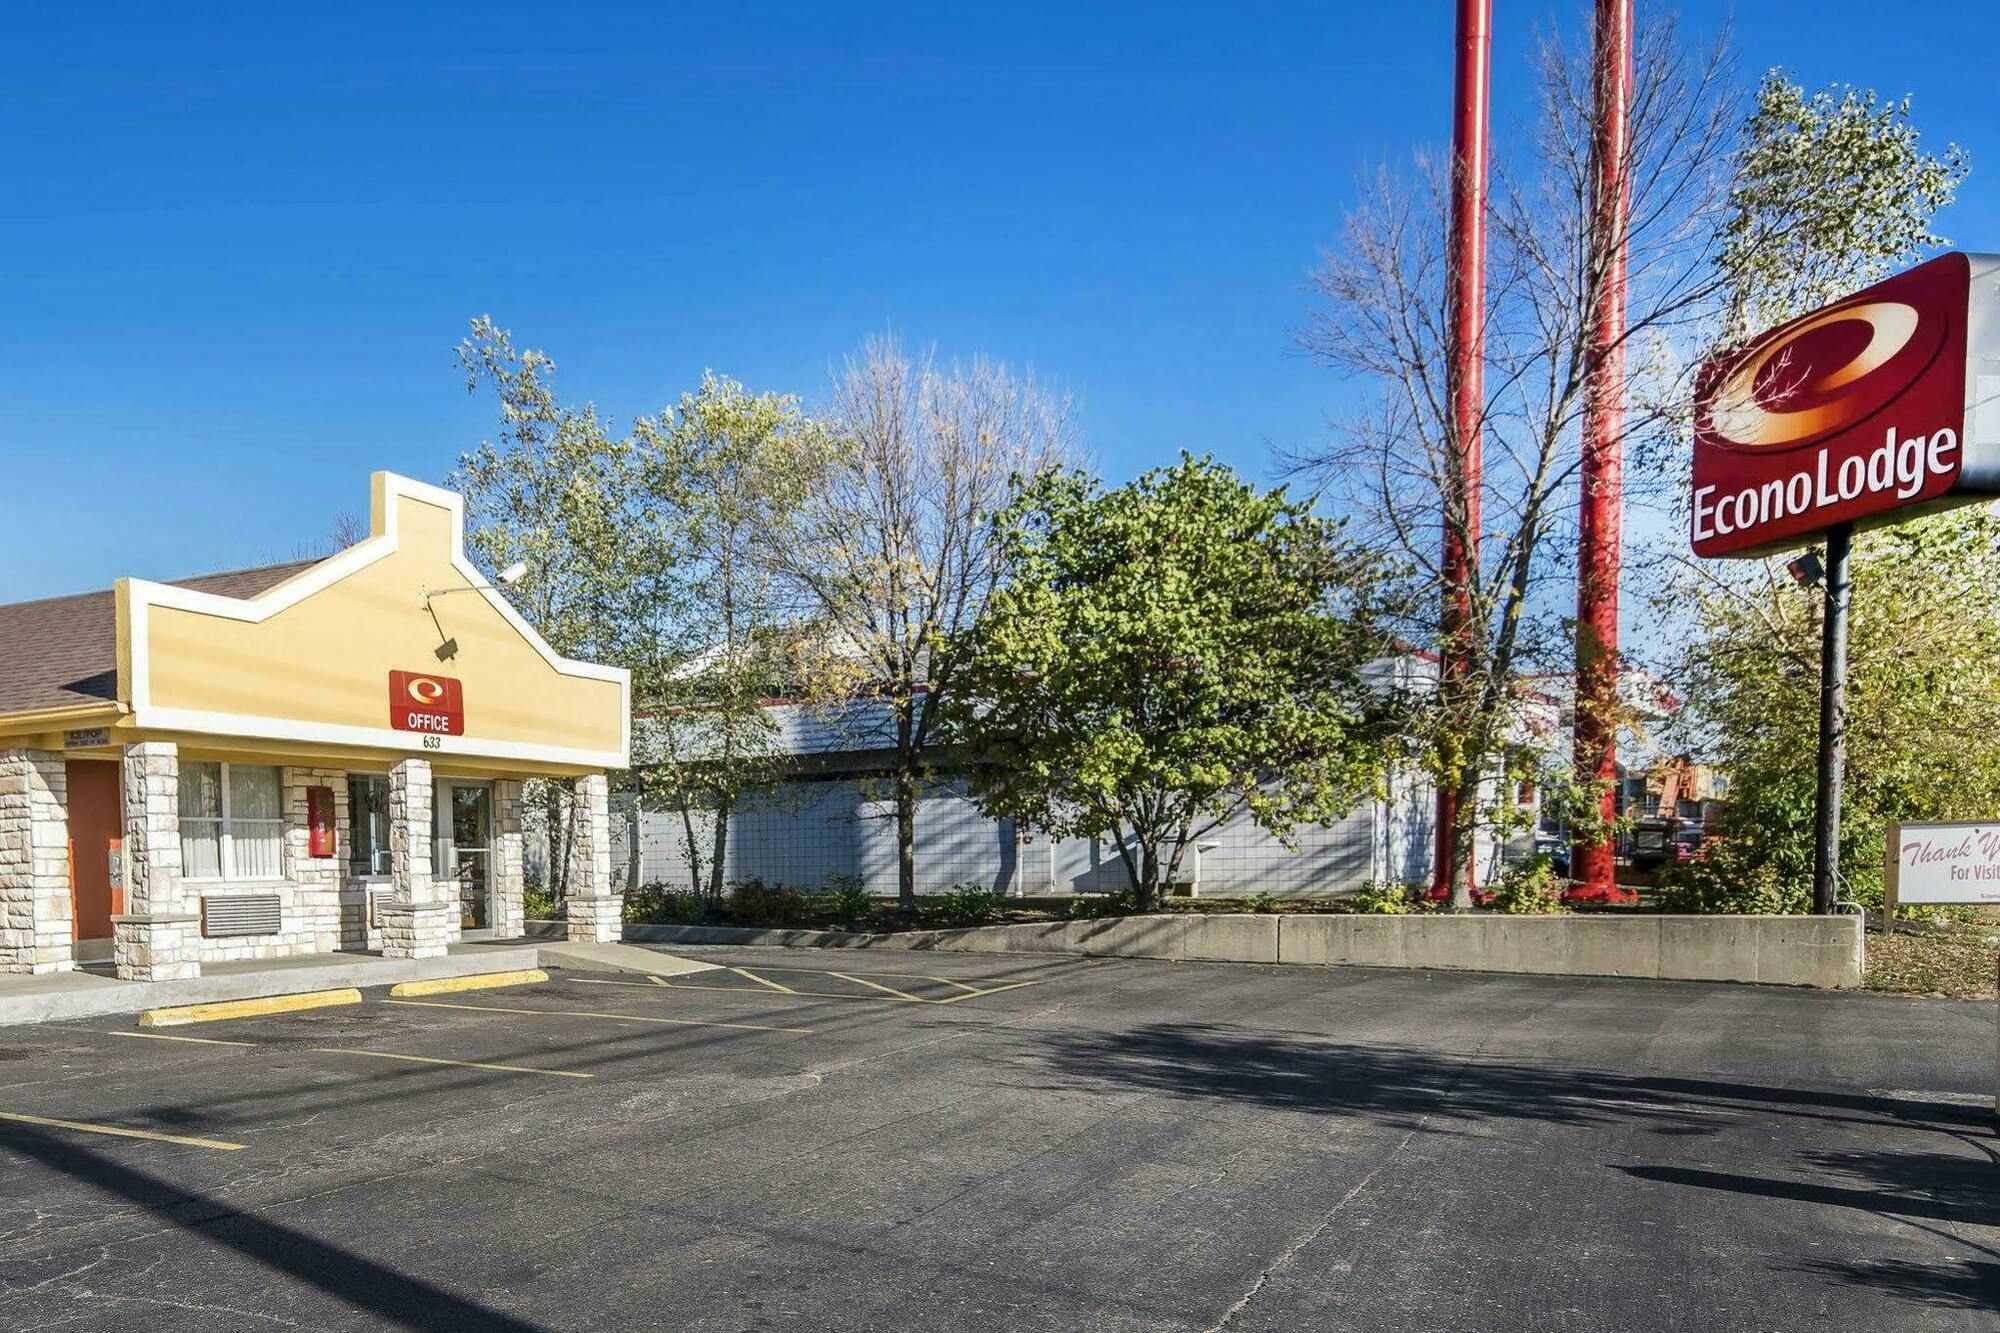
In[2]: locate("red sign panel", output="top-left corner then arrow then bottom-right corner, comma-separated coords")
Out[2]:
388,670 -> 465,736
1691,252 -> 1998,557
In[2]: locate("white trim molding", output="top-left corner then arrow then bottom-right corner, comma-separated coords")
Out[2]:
122,472 -> 632,770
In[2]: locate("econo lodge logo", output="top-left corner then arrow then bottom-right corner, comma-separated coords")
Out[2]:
1691,252 -> 1972,557
388,670 -> 465,736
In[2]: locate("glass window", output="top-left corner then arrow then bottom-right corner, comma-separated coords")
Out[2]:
348,775 -> 391,878
178,761 -> 284,880
179,762 -> 223,879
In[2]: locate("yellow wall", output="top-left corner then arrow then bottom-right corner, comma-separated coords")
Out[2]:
118,474 -> 627,774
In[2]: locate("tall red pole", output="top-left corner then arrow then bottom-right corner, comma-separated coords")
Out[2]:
1569,0 -> 1636,904
1433,0 -> 1492,903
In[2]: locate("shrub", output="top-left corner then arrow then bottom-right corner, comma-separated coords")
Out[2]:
524,885 -> 562,921
1655,838 -> 1807,914
811,872 -> 876,926
1486,856 -> 1569,915
1345,881 -> 1414,914
1063,890 -> 1135,920
926,883 -> 1009,927
1242,891 -> 1282,914
623,883 -> 708,924
724,878 -> 812,927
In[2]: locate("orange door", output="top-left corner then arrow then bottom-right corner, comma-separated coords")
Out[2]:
66,760 -> 122,941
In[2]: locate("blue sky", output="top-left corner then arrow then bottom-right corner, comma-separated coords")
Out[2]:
3,1 -> 1993,603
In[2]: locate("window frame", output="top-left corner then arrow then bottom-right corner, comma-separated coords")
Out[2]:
180,760 -> 287,883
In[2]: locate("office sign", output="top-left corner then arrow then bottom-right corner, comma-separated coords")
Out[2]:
1691,252 -> 2000,558
388,670 -> 465,737
1884,819 -> 2000,906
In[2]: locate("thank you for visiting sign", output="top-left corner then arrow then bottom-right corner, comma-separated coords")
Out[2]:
1884,819 -> 2000,906
1691,252 -> 2000,558
388,670 -> 465,737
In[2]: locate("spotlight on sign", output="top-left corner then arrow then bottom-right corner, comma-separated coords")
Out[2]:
1785,552 -> 1825,587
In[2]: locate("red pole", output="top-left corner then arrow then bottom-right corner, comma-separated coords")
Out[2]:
1432,0 -> 1492,903
1569,0 -> 1635,905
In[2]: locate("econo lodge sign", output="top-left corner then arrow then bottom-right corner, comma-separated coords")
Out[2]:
388,670 -> 465,736
1691,252 -> 2000,557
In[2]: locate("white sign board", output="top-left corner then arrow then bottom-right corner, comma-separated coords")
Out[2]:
1885,819 -> 2000,905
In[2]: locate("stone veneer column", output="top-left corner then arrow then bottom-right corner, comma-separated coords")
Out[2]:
378,757 -> 451,959
114,742 -> 200,981
0,749 -> 74,975
564,772 -> 622,943
491,779 -> 527,938
282,769 -> 347,956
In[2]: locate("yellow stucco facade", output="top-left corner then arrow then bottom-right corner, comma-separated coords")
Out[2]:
35,472 -> 629,775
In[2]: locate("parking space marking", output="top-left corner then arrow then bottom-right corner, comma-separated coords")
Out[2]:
108,1030 -> 257,1048
309,1048 -> 593,1079
827,971 -> 926,1002
575,977 -> 918,1003
0,1110 -> 246,1152
570,972 -> 1046,1006
730,967 -> 796,994
382,998 -> 815,1034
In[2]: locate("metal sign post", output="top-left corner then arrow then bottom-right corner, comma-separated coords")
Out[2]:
1810,523 -> 1853,915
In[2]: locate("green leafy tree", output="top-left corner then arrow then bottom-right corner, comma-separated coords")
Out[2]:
938,456 -> 1401,912
1666,511 -> 2000,909
632,374 -> 832,898
1717,72 -> 1967,341
453,317 -> 656,894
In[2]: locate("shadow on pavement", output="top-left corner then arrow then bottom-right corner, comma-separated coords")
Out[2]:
1033,1020 -> 1993,1134
0,1122 -> 548,1331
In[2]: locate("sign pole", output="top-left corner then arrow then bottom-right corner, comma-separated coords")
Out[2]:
1811,522 -> 1853,915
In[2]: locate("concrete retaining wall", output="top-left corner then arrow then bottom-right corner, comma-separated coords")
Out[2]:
618,912 -> 1865,989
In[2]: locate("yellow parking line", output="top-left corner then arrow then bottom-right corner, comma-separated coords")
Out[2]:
382,998 -> 814,1034
310,1047 -> 592,1079
730,967 -> 796,994
0,1110 -> 245,1151
106,1030 -> 256,1047
828,971 -> 926,1002
931,979 -> 1044,1004
928,976 -> 985,994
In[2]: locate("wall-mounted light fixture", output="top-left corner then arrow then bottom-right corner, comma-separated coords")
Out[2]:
420,563 -> 529,660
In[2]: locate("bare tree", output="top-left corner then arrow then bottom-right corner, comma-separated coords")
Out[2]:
1288,16 -> 1740,906
769,335 -> 1074,907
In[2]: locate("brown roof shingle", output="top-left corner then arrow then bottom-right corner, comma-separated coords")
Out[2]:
0,561 -> 320,717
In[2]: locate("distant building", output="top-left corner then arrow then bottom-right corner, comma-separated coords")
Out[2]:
585,652 -> 1683,900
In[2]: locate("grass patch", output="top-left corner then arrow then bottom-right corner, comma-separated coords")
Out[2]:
1864,915 -> 2000,999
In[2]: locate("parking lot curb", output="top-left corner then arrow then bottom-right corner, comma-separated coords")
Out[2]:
138,988 -> 363,1028
388,969 -> 549,997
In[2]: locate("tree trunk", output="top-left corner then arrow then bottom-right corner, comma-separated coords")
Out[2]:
1134,842 -> 1160,913
894,691 -> 917,910
545,784 -> 570,898
624,787 -> 642,895
707,799 -> 731,902
677,806 -> 704,897
1448,767 -> 1482,911
895,763 -> 917,910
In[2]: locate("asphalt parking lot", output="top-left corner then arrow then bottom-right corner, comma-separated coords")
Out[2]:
0,947 -> 1993,1332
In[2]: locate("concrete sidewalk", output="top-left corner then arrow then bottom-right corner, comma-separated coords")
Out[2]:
0,938 -> 713,1026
